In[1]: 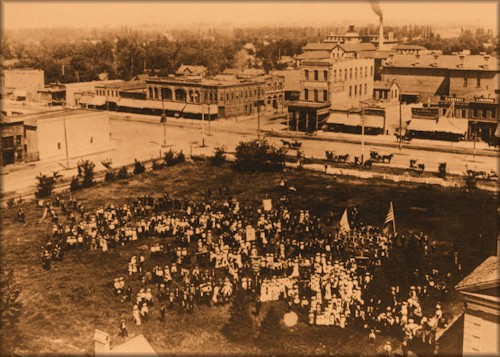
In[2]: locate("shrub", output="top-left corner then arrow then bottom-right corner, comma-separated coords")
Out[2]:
117,166 -> 128,179
133,159 -> 146,175
211,146 -> 227,166
69,176 -> 80,191
35,173 -> 56,198
101,158 -> 113,170
222,288 -> 254,343
152,159 -> 164,170
104,170 -> 116,182
257,306 -> 284,349
234,139 -> 287,172
77,160 -> 95,188
164,149 -> 186,166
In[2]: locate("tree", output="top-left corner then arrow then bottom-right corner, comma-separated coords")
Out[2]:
222,288 -> 254,343
234,139 -> 287,172
0,265 -> 23,354
257,306 -> 284,349
35,173 -> 56,198
133,159 -> 146,175
77,160 -> 95,188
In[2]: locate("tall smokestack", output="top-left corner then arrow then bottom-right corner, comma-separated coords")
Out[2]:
379,15 -> 384,50
370,0 -> 384,50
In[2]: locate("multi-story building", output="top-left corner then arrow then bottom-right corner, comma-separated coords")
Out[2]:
65,80 -> 124,107
1,116 -> 26,166
2,68 -> 45,101
381,53 -> 499,103
287,57 -> 374,131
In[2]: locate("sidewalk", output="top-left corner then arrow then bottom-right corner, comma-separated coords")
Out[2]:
264,125 -> 499,158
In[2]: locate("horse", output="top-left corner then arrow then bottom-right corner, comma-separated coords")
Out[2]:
381,154 -> 393,164
290,140 -> 302,149
370,151 -> 381,161
363,159 -> 374,169
337,154 -> 350,163
325,151 -> 335,161
281,139 -> 291,148
438,162 -> 447,178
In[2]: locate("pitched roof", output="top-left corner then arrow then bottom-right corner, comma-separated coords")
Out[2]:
107,334 -> 158,356
303,42 -> 337,51
455,255 -> 500,292
175,65 -> 207,76
335,43 -> 376,52
384,54 -> 498,71
296,51 -> 331,60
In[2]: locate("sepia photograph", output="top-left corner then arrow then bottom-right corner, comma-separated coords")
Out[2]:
0,1 -> 498,356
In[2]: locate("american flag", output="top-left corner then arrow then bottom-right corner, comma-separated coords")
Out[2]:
384,201 -> 395,225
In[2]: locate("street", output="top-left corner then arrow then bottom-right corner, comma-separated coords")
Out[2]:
2,112 -> 497,197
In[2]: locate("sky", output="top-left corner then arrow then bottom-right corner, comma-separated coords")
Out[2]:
2,1 -> 498,30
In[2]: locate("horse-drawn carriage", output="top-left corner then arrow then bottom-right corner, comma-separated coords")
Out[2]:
281,139 -> 302,150
409,159 -> 425,173
369,150 -> 394,164
465,165 -> 499,181
325,151 -> 349,163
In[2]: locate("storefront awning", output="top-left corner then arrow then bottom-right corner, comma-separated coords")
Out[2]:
407,117 -> 468,135
117,98 -> 147,109
183,103 -> 219,115
78,95 -> 94,105
90,96 -> 106,106
326,112 -> 384,128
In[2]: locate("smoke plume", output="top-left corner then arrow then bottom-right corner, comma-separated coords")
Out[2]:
370,0 -> 383,17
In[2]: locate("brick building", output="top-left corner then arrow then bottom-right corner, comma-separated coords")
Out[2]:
1,117 -> 26,166
381,53 -> 499,104
287,57 -> 374,131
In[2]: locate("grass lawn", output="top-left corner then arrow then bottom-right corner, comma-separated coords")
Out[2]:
1,161 -> 497,355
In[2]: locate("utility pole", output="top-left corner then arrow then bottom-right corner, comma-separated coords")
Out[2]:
360,104 -> 366,163
257,87 -> 261,141
161,90 -> 166,148
473,122 -> 477,162
201,100 -> 206,147
62,105 -> 70,169
399,94 -> 402,152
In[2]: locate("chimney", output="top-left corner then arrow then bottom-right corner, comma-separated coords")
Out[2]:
94,329 -> 110,355
348,25 -> 355,33
457,54 -> 465,68
378,16 -> 384,49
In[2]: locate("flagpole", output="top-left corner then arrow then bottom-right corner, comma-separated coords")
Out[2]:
391,202 -> 396,234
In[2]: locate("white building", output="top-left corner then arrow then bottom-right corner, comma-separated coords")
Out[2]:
65,80 -> 124,107
24,109 -> 111,162
94,329 -> 158,356
455,255 -> 499,355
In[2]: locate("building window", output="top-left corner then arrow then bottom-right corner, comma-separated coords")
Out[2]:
462,109 -> 466,118
323,71 -> 328,81
57,142 -> 61,150
314,70 -> 318,81
365,67 -> 368,77
305,70 -> 309,80
364,83 -> 367,95
2,136 -> 14,148
339,69 -> 342,80
463,76 -> 468,87
482,110 -> 487,119
355,68 -> 358,79
354,85 -> 357,96
491,108 -> 496,118
472,108 -> 477,118
345,69 -> 347,80
349,68 -> 352,79
476,75 -> 481,88
90,137 -> 93,144
323,90 -> 328,101
314,89 -> 318,101
349,86 -> 352,97
16,135 -> 22,145
370,66 -> 373,76
304,89 -> 309,100
333,70 -> 337,81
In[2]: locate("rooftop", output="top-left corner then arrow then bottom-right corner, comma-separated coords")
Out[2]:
295,51 -> 331,61
384,54 -> 498,71
106,334 -> 158,356
271,69 -> 301,91
303,42 -> 337,52
175,65 -> 208,76
335,43 -> 376,52
392,44 -> 428,50
455,255 -> 499,293
374,80 -> 399,90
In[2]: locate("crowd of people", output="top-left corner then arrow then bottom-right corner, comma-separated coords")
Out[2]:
32,184 -> 459,354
